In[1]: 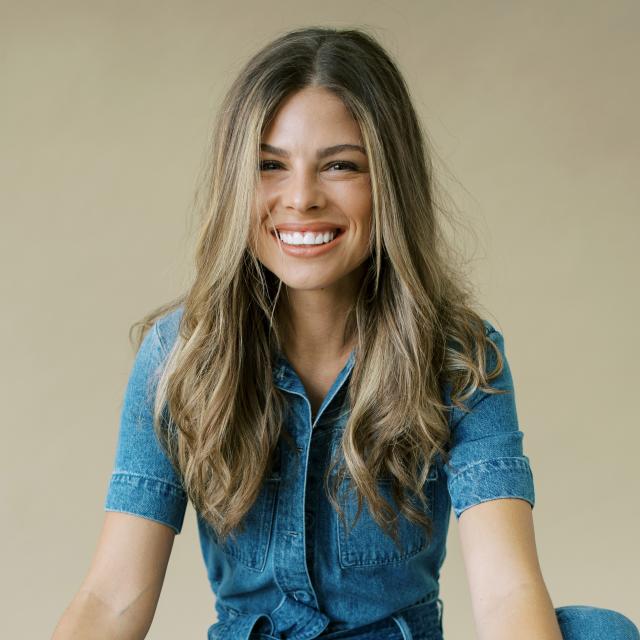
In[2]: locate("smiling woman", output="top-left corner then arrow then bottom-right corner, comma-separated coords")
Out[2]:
52,25 -> 639,640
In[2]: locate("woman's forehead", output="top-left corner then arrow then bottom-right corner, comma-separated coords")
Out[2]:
262,88 -> 362,145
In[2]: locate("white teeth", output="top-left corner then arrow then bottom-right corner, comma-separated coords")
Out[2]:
277,230 -> 337,245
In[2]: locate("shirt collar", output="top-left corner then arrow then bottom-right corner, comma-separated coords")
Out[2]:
272,348 -> 356,394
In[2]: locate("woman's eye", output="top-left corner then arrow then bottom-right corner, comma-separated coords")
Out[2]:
327,161 -> 357,171
259,160 -> 281,171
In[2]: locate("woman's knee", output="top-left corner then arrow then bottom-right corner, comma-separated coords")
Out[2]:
555,605 -> 639,640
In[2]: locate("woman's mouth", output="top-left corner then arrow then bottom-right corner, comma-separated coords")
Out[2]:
269,227 -> 345,257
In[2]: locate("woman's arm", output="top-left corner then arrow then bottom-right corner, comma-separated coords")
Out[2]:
458,497 -> 562,640
51,512 -> 176,640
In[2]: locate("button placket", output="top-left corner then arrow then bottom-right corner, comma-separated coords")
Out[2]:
268,350 -> 355,639
270,395 -> 325,639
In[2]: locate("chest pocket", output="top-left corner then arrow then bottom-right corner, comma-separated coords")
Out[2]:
208,444 -> 282,573
335,464 -> 438,568
217,473 -> 280,572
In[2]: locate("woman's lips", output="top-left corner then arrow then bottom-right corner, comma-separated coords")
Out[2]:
269,228 -> 345,257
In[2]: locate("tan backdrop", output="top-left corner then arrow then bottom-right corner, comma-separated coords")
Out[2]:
2,1 -> 638,637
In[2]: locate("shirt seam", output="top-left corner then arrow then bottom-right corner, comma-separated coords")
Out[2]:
154,321 -> 170,358
110,470 -> 186,495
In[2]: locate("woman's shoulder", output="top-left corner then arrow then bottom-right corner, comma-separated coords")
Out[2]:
443,318 -> 503,355
481,318 -> 501,338
154,304 -> 185,355
440,318 -> 508,397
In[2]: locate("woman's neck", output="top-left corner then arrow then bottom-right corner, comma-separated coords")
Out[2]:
276,280 -> 359,365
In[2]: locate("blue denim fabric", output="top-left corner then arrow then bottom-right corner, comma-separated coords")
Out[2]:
104,306 -> 639,639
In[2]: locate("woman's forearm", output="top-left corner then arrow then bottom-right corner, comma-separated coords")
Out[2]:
51,589 -> 148,640
474,581 -> 563,640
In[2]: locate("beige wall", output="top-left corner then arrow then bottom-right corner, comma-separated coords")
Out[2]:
2,1 -> 638,637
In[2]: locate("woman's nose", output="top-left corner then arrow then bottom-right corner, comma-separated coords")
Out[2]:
281,168 -> 327,212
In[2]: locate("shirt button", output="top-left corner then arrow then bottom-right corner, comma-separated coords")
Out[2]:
293,590 -> 312,603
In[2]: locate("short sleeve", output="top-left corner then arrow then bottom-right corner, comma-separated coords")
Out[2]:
443,321 -> 535,519
104,320 -> 188,534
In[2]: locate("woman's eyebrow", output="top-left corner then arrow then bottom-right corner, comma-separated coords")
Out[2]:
260,143 -> 367,158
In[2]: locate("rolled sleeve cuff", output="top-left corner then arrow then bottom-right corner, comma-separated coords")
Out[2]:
448,456 -> 535,519
104,472 -> 188,534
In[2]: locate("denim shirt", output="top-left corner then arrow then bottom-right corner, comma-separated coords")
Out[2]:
104,307 -> 535,639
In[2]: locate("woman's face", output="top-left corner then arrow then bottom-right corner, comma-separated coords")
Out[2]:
251,86 -> 372,293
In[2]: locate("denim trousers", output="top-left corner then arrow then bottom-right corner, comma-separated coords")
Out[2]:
249,598 -> 640,639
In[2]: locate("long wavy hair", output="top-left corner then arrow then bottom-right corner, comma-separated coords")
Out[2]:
130,26 -> 506,549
